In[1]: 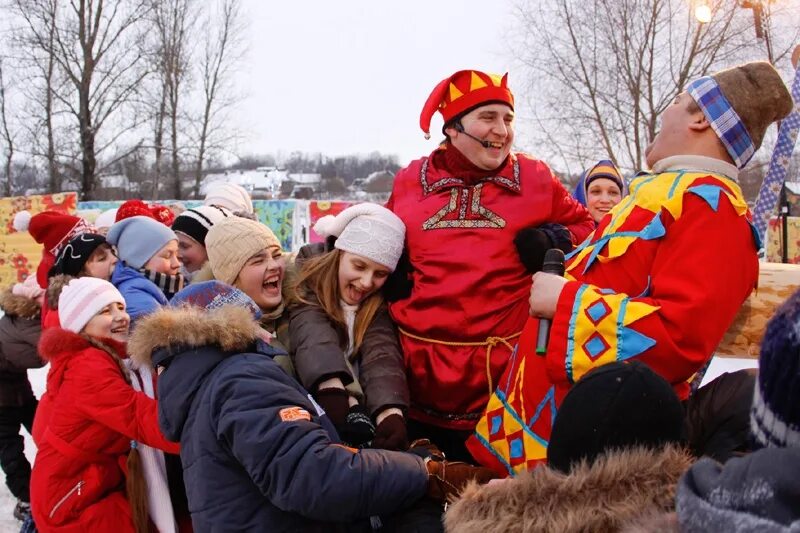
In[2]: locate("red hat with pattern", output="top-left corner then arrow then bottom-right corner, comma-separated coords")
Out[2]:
419,70 -> 514,139
115,199 -> 175,226
12,210 -> 91,288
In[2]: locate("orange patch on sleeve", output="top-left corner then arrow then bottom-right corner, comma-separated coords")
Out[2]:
279,406 -> 312,422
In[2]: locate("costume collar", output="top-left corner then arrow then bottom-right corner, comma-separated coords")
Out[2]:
651,155 -> 739,182
420,148 -> 520,196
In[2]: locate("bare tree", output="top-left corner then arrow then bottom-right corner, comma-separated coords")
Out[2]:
0,58 -> 16,197
192,0 -> 245,198
511,0 -> 800,173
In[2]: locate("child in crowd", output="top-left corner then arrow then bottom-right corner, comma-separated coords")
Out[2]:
171,205 -> 231,281
129,281 -> 496,531
49,233 -> 117,281
30,277 -> 180,532
290,203 -> 409,450
107,216 -> 183,323
0,276 -> 45,522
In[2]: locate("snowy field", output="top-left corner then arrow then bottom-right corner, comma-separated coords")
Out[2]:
0,358 -> 758,531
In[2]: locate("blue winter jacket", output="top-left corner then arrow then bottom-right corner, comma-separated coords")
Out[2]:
129,304 -> 428,533
111,261 -> 168,323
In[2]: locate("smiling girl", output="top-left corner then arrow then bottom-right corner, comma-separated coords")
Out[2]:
289,203 -> 409,450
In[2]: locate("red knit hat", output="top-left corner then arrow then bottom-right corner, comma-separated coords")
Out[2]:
115,199 -> 175,226
419,70 -> 514,139
12,210 -> 90,288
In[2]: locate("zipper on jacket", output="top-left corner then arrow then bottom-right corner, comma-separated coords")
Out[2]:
49,480 -> 84,519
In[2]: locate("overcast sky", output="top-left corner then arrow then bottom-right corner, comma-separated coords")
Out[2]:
233,0 -> 517,165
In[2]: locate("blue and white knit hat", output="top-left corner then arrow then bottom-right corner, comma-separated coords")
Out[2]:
170,280 -> 262,320
751,288 -> 800,449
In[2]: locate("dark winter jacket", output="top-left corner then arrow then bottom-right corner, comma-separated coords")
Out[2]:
31,328 -> 179,533
111,261 -> 168,323
444,445 -> 694,533
675,447 -> 800,532
0,288 -> 44,406
290,243 -> 408,416
129,304 -> 428,532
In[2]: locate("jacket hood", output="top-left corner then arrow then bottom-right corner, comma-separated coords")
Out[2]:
45,274 -> 76,310
0,288 -> 41,319
128,304 -> 261,368
445,445 -> 693,533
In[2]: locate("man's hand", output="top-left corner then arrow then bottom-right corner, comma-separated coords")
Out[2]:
529,272 -> 568,319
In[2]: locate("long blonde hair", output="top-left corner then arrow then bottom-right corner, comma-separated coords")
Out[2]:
290,248 -> 384,354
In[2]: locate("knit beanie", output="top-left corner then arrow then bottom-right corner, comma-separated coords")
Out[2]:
50,233 -> 108,278
13,210 -> 91,288
584,159 -> 624,194
94,208 -> 118,230
107,216 -> 178,269
205,217 -> 281,285
204,182 -> 254,215
686,61 -> 792,168
313,203 -> 406,271
547,361 -> 685,473
171,205 -> 232,246
116,199 -> 175,226
12,275 -> 44,300
59,277 -> 126,334
170,280 -> 262,319
751,288 -> 800,449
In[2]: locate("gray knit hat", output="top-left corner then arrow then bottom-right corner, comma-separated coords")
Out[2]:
205,217 -> 281,285
107,216 -> 178,269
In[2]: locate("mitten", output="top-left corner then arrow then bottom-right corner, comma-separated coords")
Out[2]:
339,404 -> 376,448
383,250 -> 414,302
315,388 -> 350,427
514,223 -> 573,273
425,460 -> 499,502
372,413 -> 408,451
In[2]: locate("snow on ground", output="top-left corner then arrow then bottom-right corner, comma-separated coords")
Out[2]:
0,357 -> 758,531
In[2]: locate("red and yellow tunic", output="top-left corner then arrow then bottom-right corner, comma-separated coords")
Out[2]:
387,147 -> 594,430
467,162 -> 760,475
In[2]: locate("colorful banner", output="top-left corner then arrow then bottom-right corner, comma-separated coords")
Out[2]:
766,215 -> 800,264
308,201 -> 356,243
0,193 -> 78,287
255,200 -> 297,251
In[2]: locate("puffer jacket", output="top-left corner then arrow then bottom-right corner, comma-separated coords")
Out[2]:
111,262 -> 168,323
289,242 -> 408,416
445,445 -> 694,533
30,328 -> 179,533
129,304 -> 428,532
0,288 -> 44,406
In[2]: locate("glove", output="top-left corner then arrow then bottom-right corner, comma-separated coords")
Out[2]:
339,404 -> 376,448
315,388 -> 350,427
514,223 -> 574,273
383,250 -> 414,302
408,438 -> 445,461
372,413 -> 408,451
424,459 -> 499,502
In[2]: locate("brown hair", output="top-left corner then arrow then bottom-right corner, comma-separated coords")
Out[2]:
290,249 -> 384,354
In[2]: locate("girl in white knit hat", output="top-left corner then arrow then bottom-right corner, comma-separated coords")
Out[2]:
29,277 -> 181,533
289,203 -> 409,451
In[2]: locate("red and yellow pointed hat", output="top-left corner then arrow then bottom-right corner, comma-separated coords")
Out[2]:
419,70 -> 514,138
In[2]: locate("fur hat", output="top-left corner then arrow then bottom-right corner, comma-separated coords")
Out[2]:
313,203 -> 406,271
205,217 -> 281,285
547,361 -> 684,473
59,277 -> 125,334
50,233 -> 109,278
204,182 -> 254,215
419,70 -> 514,139
13,210 -> 91,288
171,205 -> 232,246
170,280 -> 262,319
107,216 -> 177,269
687,61 -> 792,168
751,288 -> 800,449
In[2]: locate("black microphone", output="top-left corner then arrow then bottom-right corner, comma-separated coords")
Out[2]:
535,248 -> 566,355
454,123 -> 504,149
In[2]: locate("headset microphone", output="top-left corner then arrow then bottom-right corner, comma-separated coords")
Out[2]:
454,123 -> 504,149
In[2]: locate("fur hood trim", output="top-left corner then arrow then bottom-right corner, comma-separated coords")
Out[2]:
0,288 -> 41,319
38,326 -> 127,364
445,445 -> 694,533
128,305 -> 261,368
46,274 -> 76,310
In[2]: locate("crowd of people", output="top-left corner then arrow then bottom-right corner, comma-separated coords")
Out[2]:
0,58 -> 797,532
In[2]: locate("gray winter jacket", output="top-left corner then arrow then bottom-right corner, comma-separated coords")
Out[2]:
0,289 -> 44,407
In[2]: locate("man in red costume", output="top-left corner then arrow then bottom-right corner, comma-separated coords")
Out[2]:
468,61 -> 794,475
386,70 -> 594,459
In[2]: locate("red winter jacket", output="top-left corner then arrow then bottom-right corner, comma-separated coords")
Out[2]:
31,328 -> 180,533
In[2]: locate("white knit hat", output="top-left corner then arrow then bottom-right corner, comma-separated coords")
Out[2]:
313,203 -> 406,271
59,277 -> 126,334
94,208 -> 118,229
204,182 -> 254,215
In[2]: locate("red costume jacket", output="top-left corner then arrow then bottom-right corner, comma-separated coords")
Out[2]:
387,147 -> 594,429
467,164 -> 760,475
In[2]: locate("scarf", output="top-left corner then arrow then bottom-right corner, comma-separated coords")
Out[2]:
138,267 -> 185,299
434,142 -> 509,181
